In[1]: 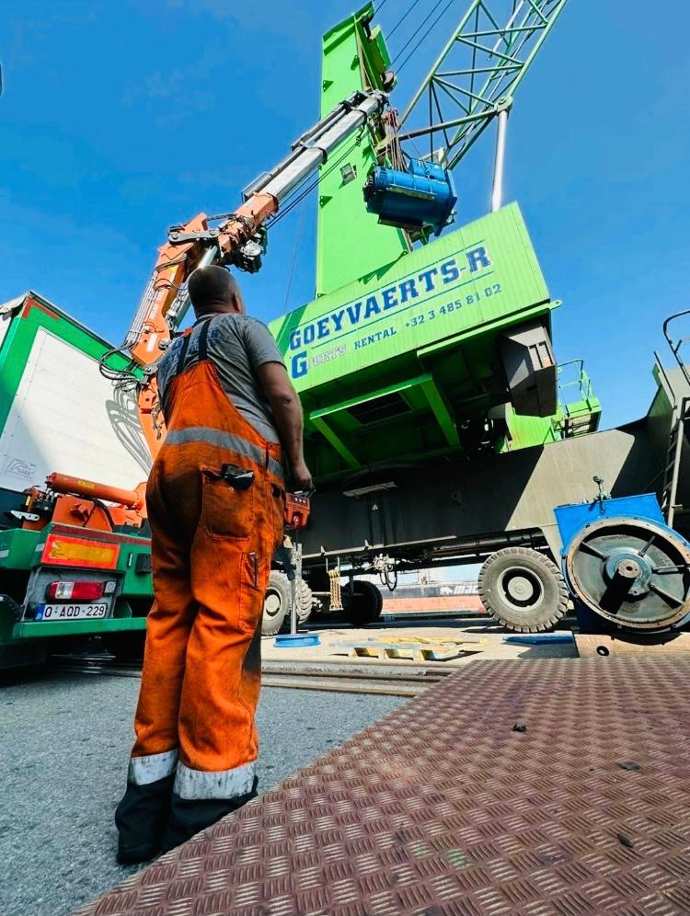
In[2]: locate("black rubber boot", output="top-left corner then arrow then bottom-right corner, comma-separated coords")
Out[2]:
115,774 -> 174,864
160,776 -> 258,854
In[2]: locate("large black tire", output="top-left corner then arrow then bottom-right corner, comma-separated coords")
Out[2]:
262,572 -> 313,636
106,632 -> 146,662
342,580 -> 383,627
479,547 -> 569,633
294,578 -> 314,624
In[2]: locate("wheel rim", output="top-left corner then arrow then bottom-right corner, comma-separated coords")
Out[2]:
263,589 -> 283,619
565,517 -> 690,629
497,567 -> 544,612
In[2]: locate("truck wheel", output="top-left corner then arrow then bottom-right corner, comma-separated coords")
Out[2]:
263,572 -> 289,636
479,547 -> 568,633
342,580 -> 383,627
262,572 -> 313,635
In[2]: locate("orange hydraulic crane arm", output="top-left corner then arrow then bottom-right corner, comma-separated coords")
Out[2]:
122,91 -> 388,372
124,197 -> 276,369
46,473 -> 146,510
105,89 -> 387,460
31,96 -> 389,531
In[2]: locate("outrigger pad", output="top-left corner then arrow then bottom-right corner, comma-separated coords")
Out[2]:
501,317 -> 557,417
79,658 -> 690,915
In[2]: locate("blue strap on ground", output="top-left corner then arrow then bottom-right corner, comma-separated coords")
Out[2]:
504,633 -> 574,645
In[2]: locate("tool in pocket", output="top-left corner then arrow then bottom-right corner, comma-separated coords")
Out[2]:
212,464 -> 255,491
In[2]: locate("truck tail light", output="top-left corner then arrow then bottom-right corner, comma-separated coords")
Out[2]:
46,580 -> 105,601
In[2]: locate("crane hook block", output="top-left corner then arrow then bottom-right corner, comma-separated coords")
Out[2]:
363,158 -> 457,235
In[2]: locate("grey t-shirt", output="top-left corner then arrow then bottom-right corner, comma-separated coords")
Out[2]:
157,313 -> 284,442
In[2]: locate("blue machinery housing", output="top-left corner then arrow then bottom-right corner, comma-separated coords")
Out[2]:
364,158 -> 457,234
554,494 -> 690,632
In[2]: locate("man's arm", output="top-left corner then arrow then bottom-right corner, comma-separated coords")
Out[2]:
256,362 -> 312,490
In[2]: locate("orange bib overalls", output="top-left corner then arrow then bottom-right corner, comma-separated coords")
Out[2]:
116,315 -> 285,859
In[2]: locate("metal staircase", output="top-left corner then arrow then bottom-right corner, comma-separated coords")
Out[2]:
660,396 -> 690,527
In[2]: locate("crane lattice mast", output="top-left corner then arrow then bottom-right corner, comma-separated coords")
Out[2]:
398,0 -> 567,172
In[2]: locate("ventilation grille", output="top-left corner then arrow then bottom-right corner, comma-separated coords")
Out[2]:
348,392 -> 411,424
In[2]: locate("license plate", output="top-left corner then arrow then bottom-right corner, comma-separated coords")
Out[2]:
35,602 -> 109,621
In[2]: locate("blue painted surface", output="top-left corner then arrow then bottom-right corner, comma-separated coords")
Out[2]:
364,159 -> 457,234
274,633 -> 321,648
554,494 -> 666,555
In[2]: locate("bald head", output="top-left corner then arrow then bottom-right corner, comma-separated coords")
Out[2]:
188,266 -> 245,318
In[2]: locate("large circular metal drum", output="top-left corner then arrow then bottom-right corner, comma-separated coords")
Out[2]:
564,516 -> 690,631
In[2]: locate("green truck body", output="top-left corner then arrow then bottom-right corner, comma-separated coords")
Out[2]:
0,292 -> 152,665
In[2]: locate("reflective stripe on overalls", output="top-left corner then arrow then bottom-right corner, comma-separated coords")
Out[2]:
124,316 -> 284,803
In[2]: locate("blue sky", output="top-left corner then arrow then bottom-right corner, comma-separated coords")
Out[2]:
3,1 -> 689,430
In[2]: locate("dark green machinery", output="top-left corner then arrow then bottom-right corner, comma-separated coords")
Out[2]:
264,5 -> 690,636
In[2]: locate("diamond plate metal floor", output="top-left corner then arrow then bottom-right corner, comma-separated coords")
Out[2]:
79,658 -> 690,915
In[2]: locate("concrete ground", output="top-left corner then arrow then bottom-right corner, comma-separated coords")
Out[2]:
269,617 -> 579,665
0,673 -> 405,916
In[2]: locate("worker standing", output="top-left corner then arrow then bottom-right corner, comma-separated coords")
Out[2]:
115,265 -> 312,863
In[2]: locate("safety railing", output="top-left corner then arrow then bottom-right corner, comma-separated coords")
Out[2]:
663,309 -> 690,391
556,359 -> 594,412
551,359 -> 600,439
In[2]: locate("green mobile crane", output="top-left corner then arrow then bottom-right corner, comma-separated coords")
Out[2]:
264,1 -> 688,638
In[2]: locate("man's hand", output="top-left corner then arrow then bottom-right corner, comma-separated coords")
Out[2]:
291,460 -> 313,492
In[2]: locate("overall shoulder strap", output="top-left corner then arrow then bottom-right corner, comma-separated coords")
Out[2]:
174,331 -> 193,375
174,315 -> 216,375
197,314 -> 215,362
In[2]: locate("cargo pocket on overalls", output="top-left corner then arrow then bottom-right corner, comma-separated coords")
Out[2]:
200,466 -> 254,540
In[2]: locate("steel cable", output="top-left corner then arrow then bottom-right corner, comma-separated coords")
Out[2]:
396,0 -> 457,72
386,0 -> 423,40
391,0 -> 447,62
282,203 -> 308,311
